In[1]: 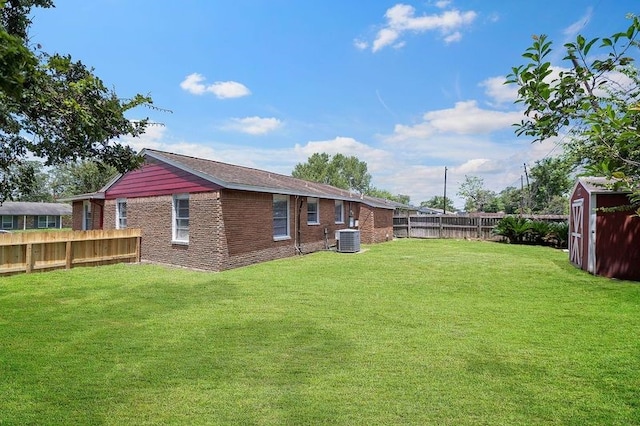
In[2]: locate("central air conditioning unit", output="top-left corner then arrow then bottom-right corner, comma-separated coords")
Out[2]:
336,229 -> 360,253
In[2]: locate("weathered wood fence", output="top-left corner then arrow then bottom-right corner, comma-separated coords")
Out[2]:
393,214 -> 568,240
0,229 -> 141,275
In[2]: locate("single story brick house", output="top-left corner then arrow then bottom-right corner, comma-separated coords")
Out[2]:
0,201 -> 72,231
569,177 -> 640,281
65,149 -> 395,271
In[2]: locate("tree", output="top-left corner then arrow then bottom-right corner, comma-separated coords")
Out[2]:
367,187 -> 410,205
0,0 -> 153,203
292,153 -> 372,193
528,157 -> 573,213
51,160 -> 118,199
420,196 -> 455,213
10,160 -> 53,202
457,175 -> 498,212
498,186 -> 523,214
506,15 -> 640,213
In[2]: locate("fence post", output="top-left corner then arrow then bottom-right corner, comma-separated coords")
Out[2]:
65,241 -> 72,269
439,215 -> 443,238
407,210 -> 411,238
477,217 -> 482,239
25,243 -> 33,273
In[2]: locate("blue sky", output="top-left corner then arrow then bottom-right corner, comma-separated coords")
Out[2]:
32,1 -> 638,207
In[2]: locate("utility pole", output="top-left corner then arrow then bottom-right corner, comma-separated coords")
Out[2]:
520,175 -> 524,215
443,166 -> 448,215
523,163 -> 530,211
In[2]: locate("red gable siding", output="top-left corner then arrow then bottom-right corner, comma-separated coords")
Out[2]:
106,160 -> 221,199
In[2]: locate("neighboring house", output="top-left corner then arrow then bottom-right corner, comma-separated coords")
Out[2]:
65,149 -> 395,271
0,201 -> 72,231
569,177 -> 640,281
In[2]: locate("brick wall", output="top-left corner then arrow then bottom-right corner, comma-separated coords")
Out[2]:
357,205 -> 393,244
219,190 -> 298,269
104,192 -> 224,271
98,189 -> 393,272
71,200 -> 103,230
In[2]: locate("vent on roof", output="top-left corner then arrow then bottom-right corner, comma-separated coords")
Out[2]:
336,229 -> 360,253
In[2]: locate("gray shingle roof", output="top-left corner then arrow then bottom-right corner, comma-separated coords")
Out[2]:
142,149 -> 395,209
0,202 -> 72,216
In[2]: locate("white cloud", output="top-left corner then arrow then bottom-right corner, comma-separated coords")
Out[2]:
224,116 -> 283,135
386,101 -> 523,143
480,76 -> 518,105
179,73 -> 251,99
443,31 -> 462,44
563,7 -> 592,39
294,137 -> 393,171
369,3 -> 477,52
353,39 -> 369,50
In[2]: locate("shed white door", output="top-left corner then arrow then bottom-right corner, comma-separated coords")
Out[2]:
570,198 -> 584,267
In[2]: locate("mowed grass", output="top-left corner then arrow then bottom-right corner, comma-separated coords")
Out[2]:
1,239 -> 639,425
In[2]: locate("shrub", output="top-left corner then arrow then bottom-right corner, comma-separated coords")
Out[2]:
528,220 -> 551,245
546,221 -> 569,248
493,216 -> 532,244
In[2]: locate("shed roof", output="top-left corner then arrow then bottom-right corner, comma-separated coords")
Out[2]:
575,176 -> 629,195
137,149 -> 395,210
0,201 -> 72,216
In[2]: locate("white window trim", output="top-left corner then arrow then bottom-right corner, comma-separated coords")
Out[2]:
172,194 -> 189,244
116,198 -> 127,229
273,194 -> 290,240
307,197 -> 320,225
335,200 -> 344,224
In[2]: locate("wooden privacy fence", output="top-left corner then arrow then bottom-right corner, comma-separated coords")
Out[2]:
0,229 -> 141,275
393,214 -> 568,240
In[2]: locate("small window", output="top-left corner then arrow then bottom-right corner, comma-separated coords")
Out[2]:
38,215 -> 59,229
172,194 -> 189,243
273,194 -> 290,239
335,200 -> 344,224
307,197 -> 319,225
1,215 -> 13,230
116,199 -> 127,229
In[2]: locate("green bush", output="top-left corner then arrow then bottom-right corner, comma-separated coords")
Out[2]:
493,216 -> 532,244
546,221 -> 569,248
494,217 -> 568,248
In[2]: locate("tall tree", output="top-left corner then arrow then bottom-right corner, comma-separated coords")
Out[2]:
529,157 -> 573,213
457,175 -> 498,213
0,0 -> 153,203
292,153 -> 372,193
11,160 -> 53,202
507,15 -> 640,212
51,160 -> 118,199
498,186 -> 523,214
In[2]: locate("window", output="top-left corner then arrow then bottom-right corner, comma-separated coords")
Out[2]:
1,215 -> 13,230
273,194 -> 290,239
83,201 -> 92,230
172,194 -> 189,243
38,215 -> 59,229
335,200 -> 344,224
116,199 -> 127,229
307,197 -> 319,225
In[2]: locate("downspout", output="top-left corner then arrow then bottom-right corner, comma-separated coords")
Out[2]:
296,196 -> 303,254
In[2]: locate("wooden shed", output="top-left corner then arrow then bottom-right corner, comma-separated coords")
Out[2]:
569,177 -> 640,281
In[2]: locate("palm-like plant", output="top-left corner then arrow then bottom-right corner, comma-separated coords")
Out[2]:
493,216 -> 532,244
546,221 -> 569,248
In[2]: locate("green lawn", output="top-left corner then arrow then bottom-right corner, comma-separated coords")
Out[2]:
1,239 -> 639,425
